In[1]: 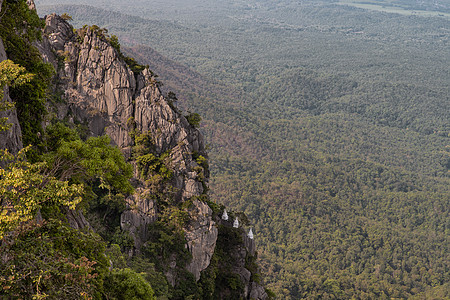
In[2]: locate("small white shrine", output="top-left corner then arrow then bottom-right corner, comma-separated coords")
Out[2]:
233,217 -> 239,228
221,209 -> 229,221
248,228 -> 254,239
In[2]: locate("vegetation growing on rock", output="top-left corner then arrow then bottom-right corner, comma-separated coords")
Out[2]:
0,2 -> 266,299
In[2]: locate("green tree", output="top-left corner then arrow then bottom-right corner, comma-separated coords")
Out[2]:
0,0 -> 54,157
185,112 -> 202,128
0,59 -> 33,131
42,132 -> 133,195
0,219 -> 108,299
104,268 -> 156,300
0,147 -> 83,240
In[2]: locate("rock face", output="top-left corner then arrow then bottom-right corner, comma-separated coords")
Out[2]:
120,188 -> 158,249
185,199 -> 218,280
38,14 -> 217,282
76,26 -> 134,149
0,1 -> 21,155
26,0 -> 36,11
0,29 -> 23,158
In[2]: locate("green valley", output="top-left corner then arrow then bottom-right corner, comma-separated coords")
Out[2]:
34,0 -> 450,298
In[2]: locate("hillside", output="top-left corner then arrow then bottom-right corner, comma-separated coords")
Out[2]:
32,0 -> 450,299
0,2 -> 270,299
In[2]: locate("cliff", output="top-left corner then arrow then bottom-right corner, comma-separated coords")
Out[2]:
37,12 -> 218,282
0,28 -> 23,157
0,7 -> 267,298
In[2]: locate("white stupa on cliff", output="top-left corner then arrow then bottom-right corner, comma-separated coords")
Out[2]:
233,217 -> 239,228
221,209 -> 229,221
248,228 -> 254,239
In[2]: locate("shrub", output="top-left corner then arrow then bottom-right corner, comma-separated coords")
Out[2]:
186,112 -> 202,128
60,13 -> 72,21
104,268 -> 156,300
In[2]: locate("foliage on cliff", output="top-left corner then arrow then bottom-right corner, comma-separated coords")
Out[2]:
0,118 -> 141,299
0,146 -> 83,240
0,0 -> 54,157
0,59 -> 34,131
0,4 -> 148,296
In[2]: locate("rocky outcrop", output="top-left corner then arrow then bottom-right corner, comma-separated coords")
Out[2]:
217,217 -> 268,300
26,0 -> 36,11
76,27 -> 134,149
39,14 -> 217,281
185,199 -> 218,280
64,207 -> 91,230
120,188 -> 158,249
250,282 -> 269,300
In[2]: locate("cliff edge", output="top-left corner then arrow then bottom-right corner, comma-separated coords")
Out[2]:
29,12 -> 268,299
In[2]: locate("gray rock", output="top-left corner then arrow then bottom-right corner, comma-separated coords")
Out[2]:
0,36 -> 23,157
64,207 -> 91,230
249,282 -> 269,300
164,254 -> 178,287
185,199 -> 218,281
26,0 -> 36,10
120,189 -> 158,249
38,14 -> 216,280
43,13 -> 75,52
76,28 -> 135,148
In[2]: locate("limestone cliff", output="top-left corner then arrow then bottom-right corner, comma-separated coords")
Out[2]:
2,10 -> 267,298
37,12 -> 218,281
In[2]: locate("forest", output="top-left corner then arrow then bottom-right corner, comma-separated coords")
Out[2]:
1,1 -> 271,299
31,0 -> 450,298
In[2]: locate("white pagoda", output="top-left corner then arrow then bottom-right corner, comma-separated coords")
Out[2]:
248,228 -> 254,239
233,217 -> 239,228
221,209 -> 229,221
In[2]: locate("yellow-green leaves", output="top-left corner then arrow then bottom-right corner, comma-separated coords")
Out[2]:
0,59 -> 34,131
0,147 -> 83,240
0,59 -> 34,89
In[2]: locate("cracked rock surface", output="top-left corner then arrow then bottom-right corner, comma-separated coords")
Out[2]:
38,14 -> 217,280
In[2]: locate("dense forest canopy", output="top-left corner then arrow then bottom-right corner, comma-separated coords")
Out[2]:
35,0 -> 450,298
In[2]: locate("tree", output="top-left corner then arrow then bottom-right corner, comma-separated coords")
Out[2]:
0,218 -> 109,299
185,112 -> 202,128
0,59 -> 33,131
42,133 -> 134,195
104,268 -> 156,300
0,147 -> 83,240
60,13 -> 73,21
